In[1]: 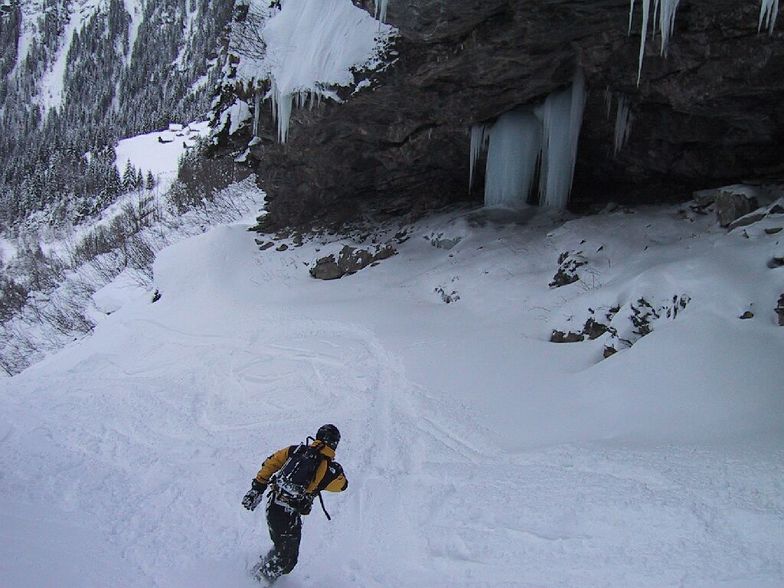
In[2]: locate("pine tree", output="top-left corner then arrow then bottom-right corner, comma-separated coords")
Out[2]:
145,170 -> 156,190
121,160 -> 136,193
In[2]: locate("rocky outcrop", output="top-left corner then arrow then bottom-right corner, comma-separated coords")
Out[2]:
550,251 -> 588,288
551,296 -> 690,359
777,294 -> 784,326
309,244 -> 396,279
231,0 -> 784,229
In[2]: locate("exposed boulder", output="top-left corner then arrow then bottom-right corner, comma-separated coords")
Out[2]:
726,195 -> 784,229
434,285 -> 460,304
551,296 -> 689,358
549,251 -> 588,288
550,307 -> 618,343
768,255 -> 784,269
223,0 -> 784,229
777,295 -> 784,326
551,330 -> 585,344
309,244 -> 396,279
716,186 -> 760,227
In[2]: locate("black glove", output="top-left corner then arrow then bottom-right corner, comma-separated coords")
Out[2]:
242,480 -> 267,511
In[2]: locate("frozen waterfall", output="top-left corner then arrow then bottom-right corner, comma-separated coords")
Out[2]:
759,0 -> 780,33
537,71 -> 586,209
472,73 -> 586,210
484,112 -> 541,209
376,0 -> 389,22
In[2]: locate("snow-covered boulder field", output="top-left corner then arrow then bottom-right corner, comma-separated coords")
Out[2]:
1,192 -> 783,587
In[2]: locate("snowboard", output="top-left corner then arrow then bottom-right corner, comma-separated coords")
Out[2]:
250,558 -> 277,586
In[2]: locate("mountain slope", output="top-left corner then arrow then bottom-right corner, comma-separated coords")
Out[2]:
0,0 -> 232,226
1,190 -> 782,587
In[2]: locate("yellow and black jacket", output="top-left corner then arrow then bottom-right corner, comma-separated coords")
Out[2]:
255,441 -> 348,511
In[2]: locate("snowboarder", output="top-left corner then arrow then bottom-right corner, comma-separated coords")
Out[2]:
242,424 -> 348,583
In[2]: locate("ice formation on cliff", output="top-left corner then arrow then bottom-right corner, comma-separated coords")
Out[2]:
613,95 -> 633,155
629,0 -> 681,84
473,73 -> 585,210
249,0 -> 392,142
759,0 -> 780,33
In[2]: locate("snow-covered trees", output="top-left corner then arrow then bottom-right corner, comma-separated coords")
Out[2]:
0,0 -> 232,228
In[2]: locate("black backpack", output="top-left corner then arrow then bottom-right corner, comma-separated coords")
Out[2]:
272,438 -> 327,511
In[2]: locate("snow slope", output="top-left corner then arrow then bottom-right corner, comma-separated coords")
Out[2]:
114,121 -> 211,192
1,197 -> 783,587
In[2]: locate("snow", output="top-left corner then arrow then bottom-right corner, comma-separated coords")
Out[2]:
10,0 -> 40,78
220,99 -> 252,136
114,121 -> 210,192
123,0 -> 143,65
172,0 -> 199,69
0,235 -> 14,259
37,0 -> 103,112
1,188 -> 783,586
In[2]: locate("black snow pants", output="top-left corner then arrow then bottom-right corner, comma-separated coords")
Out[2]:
261,497 -> 303,579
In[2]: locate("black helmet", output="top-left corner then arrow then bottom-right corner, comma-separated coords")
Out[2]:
316,424 -> 340,449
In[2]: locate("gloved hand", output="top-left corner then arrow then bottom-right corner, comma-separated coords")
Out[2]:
242,480 -> 267,511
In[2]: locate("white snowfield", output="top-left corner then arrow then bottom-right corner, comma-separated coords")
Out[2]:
1,197 -> 784,587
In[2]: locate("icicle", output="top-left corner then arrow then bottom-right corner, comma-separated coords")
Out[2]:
537,71 -> 586,209
260,0 -> 393,143
269,80 -> 278,126
759,0 -> 780,33
484,111 -> 541,209
613,95 -> 633,155
635,0 -> 651,83
658,0 -> 680,56
375,0 -> 389,22
252,92 -> 262,138
630,0 -> 681,84
469,125 -> 488,189
269,80 -> 295,143
604,87 -> 614,119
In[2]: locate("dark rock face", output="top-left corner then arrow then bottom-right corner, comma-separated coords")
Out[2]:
237,0 -> 784,228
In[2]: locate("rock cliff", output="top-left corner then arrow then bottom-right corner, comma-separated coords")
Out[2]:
232,0 -> 784,228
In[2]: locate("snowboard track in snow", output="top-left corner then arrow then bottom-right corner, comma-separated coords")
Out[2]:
1,203 -> 784,587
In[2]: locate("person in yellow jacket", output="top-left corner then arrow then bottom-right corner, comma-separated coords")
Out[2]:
242,424 -> 348,583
